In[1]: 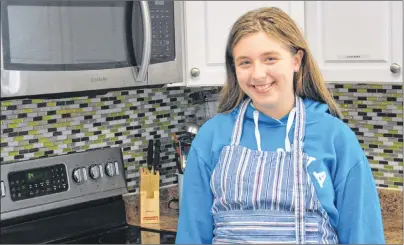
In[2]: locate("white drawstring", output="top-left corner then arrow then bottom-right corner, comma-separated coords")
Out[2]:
253,107 -> 296,152
253,110 -> 261,151
285,108 -> 296,152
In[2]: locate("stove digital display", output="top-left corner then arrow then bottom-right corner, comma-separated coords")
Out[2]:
8,164 -> 69,201
26,171 -> 47,183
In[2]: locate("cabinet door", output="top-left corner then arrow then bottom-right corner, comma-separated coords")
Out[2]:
184,1 -> 305,87
305,1 -> 402,83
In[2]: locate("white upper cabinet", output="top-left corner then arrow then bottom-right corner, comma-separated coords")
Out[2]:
182,1 -> 305,87
305,1 -> 402,83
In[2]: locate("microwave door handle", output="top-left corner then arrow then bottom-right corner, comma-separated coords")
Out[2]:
137,1 -> 152,82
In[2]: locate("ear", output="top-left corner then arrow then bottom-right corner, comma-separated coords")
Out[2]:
292,49 -> 304,72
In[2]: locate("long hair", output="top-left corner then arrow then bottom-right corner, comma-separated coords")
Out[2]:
218,7 -> 342,118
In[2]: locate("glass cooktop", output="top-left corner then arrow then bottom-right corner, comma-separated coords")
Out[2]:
64,225 -> 176,244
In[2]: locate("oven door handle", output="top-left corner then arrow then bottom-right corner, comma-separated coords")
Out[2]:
137,1 -> 152,82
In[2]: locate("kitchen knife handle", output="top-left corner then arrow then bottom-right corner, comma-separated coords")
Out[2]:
147,139 -> 154,172
153,140 -> 161,174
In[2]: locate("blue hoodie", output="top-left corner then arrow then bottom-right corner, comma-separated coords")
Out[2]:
175,98 -> 385,244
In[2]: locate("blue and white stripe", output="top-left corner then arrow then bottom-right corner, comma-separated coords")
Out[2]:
210,96 -> 338,244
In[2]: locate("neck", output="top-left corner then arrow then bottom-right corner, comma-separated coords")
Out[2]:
253,96 -> 296,120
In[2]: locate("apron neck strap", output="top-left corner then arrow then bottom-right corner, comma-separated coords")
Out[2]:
293,95 -> 306,244
230,96 -> 306,150
230,98 -> 251,146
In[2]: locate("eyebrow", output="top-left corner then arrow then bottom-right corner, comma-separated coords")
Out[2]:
234,51 -> 281,62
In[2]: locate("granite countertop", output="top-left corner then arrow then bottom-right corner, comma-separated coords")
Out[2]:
379,188 -> 403,244
383,214 -> 403,244
124,187 -> 403,244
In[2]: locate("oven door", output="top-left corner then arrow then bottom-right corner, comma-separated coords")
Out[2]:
0,0 -> 154,98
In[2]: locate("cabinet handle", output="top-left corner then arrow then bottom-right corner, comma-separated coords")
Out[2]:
190,68 -> 200,77
390,63 -> 401,74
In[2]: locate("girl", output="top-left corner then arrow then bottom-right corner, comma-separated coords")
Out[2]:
176,7 -> 385,244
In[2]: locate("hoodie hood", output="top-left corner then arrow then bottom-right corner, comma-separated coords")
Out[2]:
231,97 -> 331,127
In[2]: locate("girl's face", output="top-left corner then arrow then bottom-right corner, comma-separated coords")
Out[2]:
233,31 -> 303,114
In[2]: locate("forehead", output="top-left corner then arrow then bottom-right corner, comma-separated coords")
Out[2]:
233,31 -> 290,58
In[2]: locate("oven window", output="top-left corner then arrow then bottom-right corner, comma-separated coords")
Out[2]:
1,1 -> 138,71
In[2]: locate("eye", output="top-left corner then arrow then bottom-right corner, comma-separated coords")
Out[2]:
263,57 -> 279,65
238,61 -> 251,67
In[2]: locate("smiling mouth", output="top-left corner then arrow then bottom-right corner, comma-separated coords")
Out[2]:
250,81 -> 275,93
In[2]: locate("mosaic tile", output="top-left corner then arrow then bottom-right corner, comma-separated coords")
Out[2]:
327,84 -> 403,189
1,84 -> 402,190
0,86 -> 217,192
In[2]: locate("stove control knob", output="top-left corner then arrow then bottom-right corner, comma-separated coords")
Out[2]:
72,168 -> 83,183
105,162 -> 115,177
89,165 -> 100,179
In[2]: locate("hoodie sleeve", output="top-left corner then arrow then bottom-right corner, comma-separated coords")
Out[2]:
175,146 -> 214,244
334,154 -> 385,244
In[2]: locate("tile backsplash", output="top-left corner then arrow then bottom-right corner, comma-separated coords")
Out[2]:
0,84 -> 402,191
328,84 -> 403,189
0,86 -> 218,192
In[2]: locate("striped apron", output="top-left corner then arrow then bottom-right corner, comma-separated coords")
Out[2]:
210,96 -> 338,244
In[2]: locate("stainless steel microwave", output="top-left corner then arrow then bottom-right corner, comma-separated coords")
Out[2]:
0,0 -> 184,98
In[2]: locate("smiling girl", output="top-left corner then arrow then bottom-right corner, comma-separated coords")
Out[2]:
176,7 -> 385,244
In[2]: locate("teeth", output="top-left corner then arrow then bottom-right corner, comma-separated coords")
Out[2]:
255,83 -> 272,91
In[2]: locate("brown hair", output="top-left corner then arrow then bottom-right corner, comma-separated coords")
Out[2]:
218,7 -> 342,118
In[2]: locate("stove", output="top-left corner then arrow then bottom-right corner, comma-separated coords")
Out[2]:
63,225 -> 176,244
0,147 -> 175,244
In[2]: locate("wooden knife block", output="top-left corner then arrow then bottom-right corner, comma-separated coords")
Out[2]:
139,167 -> 160,224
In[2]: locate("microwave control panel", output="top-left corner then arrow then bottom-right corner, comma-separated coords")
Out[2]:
149,1 -> 176,64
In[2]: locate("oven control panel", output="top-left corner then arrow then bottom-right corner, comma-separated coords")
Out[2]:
0,147 -> 128,220
8,164 -> 68,201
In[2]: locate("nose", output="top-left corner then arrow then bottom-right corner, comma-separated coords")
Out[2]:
252,62 -> 267,81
